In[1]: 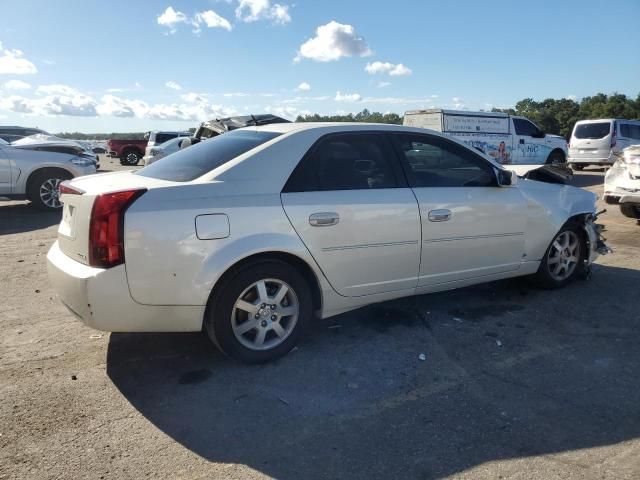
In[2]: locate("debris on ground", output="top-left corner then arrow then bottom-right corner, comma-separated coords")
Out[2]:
418,353 -> 427,361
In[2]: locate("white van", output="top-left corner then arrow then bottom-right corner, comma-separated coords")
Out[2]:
568,119 -> 640,170
403,109 -> 567,166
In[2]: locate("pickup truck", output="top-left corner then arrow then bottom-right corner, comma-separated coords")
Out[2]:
106,139 -> 148,166
403,109 -> 567,166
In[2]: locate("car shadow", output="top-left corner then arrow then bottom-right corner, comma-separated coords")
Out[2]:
106,264 -> 640,479
0,202 -> 61,235
569,172 -> 604,188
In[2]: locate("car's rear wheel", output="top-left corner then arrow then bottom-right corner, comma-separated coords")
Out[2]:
532,223 -> 585,289
120,150 -> 140,166
28,170 -> 72,211
205,260 -> 312,364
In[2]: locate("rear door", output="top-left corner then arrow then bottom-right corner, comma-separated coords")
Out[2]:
281,132 -> 421,297
390,132 -> 527,287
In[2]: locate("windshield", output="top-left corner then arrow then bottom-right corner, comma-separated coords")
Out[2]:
136,129 -> 281,182
574,122 -> 611,139
0,138 -> 7,146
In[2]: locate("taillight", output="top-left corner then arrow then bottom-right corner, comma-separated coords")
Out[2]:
611,131 -> 617,148
59,181 -> 83,196
88,189 -> 146,268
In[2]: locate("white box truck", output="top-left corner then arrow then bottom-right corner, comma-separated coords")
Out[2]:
403,109 -> 567,166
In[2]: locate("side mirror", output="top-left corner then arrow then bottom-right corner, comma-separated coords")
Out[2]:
497,169 -> 517,187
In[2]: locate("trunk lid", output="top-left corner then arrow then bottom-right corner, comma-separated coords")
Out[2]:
57,171 -> 176,265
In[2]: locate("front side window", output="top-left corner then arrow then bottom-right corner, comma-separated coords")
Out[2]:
620,123 -> 640,140
392,134 -> 496,188
513,118 -> 541,136
574,122 -> 611,139
137,129 -> 281,182
284,133 -> 398,192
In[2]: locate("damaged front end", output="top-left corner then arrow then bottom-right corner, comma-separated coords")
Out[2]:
580,210 -> 612,278
604,145 -> 640,224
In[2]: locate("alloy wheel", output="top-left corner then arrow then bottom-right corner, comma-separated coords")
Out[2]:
547,231 -> 581,281
231,278 -> 299,351
39,178 -> 63,209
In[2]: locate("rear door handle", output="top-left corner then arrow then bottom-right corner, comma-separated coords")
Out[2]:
428,209 -> 451,222
519,139 -> 525,144
309,212 -> 339,227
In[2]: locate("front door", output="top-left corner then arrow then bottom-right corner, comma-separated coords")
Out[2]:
512,117 -> 548,165
281,132 -> 421,297
0,147 -> 12,195
391,132 -> 528,287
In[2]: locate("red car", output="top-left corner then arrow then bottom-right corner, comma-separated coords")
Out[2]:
106,139 -> 148,166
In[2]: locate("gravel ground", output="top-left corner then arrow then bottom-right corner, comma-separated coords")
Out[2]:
1,159 -> 639,480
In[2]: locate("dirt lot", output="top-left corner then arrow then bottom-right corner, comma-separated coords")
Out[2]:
1,158 -> 639,480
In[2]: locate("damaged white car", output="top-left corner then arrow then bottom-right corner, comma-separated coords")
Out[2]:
604,145 -> 640,225
47,123 -> 608,363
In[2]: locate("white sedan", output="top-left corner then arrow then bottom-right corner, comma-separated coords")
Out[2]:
47,123 -> 607,363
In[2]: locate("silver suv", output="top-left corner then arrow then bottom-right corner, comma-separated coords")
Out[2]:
0,137 -> 96,210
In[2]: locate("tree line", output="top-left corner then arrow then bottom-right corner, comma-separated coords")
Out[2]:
296,93 -> 640,139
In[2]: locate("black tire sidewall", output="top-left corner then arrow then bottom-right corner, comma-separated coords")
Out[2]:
205,260 -> 312,364
28,171 -> 70,211
121,151 -> 140,165
536,223 -> 586,289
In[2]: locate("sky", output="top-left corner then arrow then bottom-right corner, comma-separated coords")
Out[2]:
0,0 -> 638,133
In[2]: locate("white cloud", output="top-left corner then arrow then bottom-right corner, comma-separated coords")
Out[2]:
0,42 -> 37,75
193,10 -> 232,32
1,90 -> 97,117
36,84 -> 81,96
296,21 -> 372,62
106,87 -> 125,93
566,94 -> 577,101
365,61 -> 412,76
296,82 -> 311,91
377,81 -> 391,88
4,79 -> 31,90
96,95 -> 147,118
452,97 -> 465,108
181,92 -> 208,103
165,81 -> 182,90
157,6 -> 189,33
235,0 -> 291,25
335,91 -> 362,102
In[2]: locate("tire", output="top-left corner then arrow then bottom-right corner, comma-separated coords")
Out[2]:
547,150 -> 565,165
531,223 -> 586,289
204,260 -> 312,364
620,203 -> 640,220
120,149 -> 140,166
27,170 -> 72,211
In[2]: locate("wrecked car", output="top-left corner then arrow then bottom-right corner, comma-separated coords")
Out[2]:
48,123 -> 608,364
194,114 -> 291,140
0,136 -> 97,210
604,145 -> 640,224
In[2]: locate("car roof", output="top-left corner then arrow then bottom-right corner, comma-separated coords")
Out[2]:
252,122 -> 437,134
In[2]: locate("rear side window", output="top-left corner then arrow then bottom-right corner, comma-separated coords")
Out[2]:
620,123 -> 640,140
137,130 -> 281,182
153,133 -> 178,144
283,133 -> 398,192
392,133 -> 496,188
574,122 -> 611,139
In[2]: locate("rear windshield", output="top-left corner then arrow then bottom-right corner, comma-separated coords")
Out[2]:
573,122 -> 611,139
136,129 -> 281,181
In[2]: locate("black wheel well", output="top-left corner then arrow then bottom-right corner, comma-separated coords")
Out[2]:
25,167 -> 72,200
546,148 -> 566,163
207,251 -> 323,316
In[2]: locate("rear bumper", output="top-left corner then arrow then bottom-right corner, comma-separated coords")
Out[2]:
47,241 -> 204,332
568,150 -> 615,165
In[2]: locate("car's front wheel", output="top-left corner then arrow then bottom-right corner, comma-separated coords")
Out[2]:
532,223 -> 585,289
120,150 -> 140,166
205,260 -> 312,364
28,169 -> 72,211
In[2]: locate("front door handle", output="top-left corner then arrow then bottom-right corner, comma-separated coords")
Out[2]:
519,139 -> 525,144
428,209 -> 451,222
309,212 -> 339,227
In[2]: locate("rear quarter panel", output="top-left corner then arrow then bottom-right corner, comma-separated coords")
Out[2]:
123,183 -> 325,306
